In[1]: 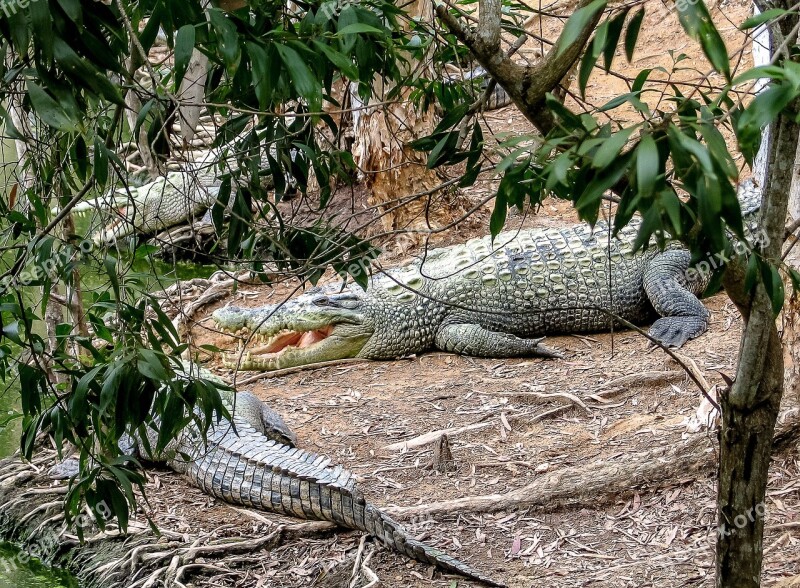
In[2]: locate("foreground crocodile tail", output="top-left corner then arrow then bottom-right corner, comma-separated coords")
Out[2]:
155,380 -> 505,587
48,365 -> 504,586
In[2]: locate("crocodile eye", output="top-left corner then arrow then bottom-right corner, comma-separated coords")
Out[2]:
334,297 -> 361,309
312,296 -> 330,307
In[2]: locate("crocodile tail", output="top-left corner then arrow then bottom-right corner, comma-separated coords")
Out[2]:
364,504 -> 507,587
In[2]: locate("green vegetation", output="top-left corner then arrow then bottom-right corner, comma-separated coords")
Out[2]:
0,0 -> 797,586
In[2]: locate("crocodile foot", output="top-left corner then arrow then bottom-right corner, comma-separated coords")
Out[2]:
648,316 -> 709,348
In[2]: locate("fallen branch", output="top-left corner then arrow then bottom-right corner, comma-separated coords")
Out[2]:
519,385 -> 591,413
383,411 -> 800,520
382,404 -> 573,451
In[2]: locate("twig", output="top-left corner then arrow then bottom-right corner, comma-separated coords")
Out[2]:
234,358 -> 373,385
360,548 -> 380,588
350,535 -> 369,588
519,385 -> 591,413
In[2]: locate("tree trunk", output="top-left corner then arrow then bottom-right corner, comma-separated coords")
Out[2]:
177,49 -> 209,144
716,7 -> 799,582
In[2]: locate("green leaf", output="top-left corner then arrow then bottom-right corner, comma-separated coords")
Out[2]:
104,255 -> 120,300
788,267 -> 800,293
335,23 -> 384,35
659,189 -> 683,236
760,260 -> 785,316
137,349 -> 170,381
30,0 -> 53,61
174,25 -> 196,90
275,44 -> 319,106
208,9 -> 241,69
578,36 -> 601,98
53,38 -> 124,105
246,42 -> 271,110
625,8 -> 645,61
27,83 -> 76,132
739,8 -> 787,30
602,8 -> 629,71
736,83 -> 797,164
591,126 -> 636,169
675,0 -> 730,81
557,0 -> 608,57
99,364 -> 123,414
731,65 -> 786,85
56,0 -> 82,22
490,188 -> 508,239
8,9 -> 29,53
2,321 -> 22,345
636,133 -> 659,196
94,138 -> 109,187
427,131 -> 458,168
312,40 -> 358,80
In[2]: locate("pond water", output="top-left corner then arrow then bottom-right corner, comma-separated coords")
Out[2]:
0,544 -> 79,588
0,387 -> 77,588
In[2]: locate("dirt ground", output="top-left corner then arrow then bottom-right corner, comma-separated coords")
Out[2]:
177,290 -> 800,588
138,0 -> 800,586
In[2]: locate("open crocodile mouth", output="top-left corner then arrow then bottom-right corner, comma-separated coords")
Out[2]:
94,208 -> 133,243
237,326 -> 335,358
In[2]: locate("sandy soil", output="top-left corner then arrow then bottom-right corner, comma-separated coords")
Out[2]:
140,0 -> 800,586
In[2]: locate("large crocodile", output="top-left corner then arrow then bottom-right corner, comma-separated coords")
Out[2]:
212,183 -> 762,371
51,364 -> 504,586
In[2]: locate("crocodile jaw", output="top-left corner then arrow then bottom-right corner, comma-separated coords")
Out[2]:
224,325 -> 371,370
94,208 -> 136,244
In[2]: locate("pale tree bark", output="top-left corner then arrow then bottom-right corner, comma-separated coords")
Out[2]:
124,41 -> 160,177
7,78 -> 35,211
351,0 -> 458,250
177,50 -> 209,145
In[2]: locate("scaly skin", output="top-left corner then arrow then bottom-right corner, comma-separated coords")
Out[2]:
131,365 -> 504,587
87,170 -> 221,244
213,183 -> 763,371
76,70 -> 507,246
446,66 -> 512,110
67,148 -> 228,244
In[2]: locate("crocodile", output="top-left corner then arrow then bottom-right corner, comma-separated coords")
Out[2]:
50,364 -> 504,586
444,66 -> 512,110
72,67 -> 510,246
68,149 -> 230,245
212,183 -> 763,371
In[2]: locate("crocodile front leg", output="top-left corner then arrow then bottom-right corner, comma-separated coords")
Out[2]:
643,250 -> 711,347
233,391 -> 297,447
434,323 -> 563,358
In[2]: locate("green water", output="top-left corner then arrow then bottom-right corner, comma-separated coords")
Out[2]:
0,545 -> 78,588
0,387 -> 76,588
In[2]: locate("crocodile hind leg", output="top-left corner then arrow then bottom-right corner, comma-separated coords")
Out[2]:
434,323 -> 563,358
643,250 -> 711,347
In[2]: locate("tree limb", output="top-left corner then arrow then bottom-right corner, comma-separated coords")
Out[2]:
435,0 -> 603,135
